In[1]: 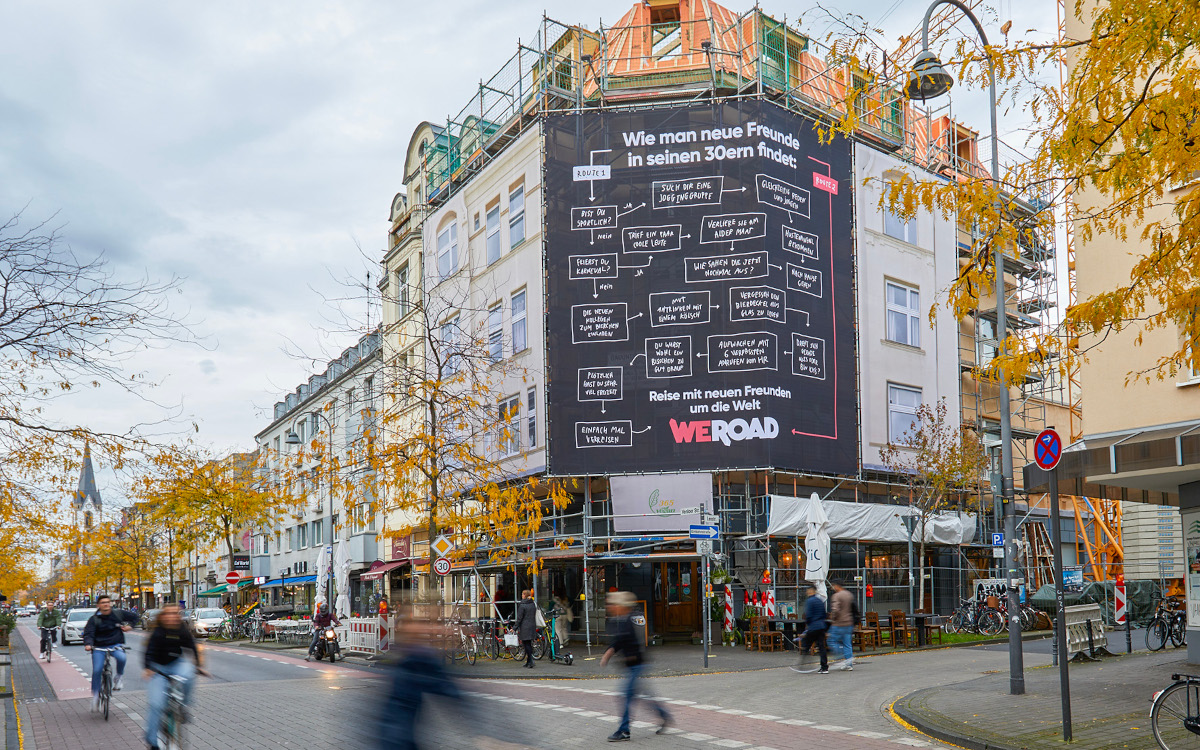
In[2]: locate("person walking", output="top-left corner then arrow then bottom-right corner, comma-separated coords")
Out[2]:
792,584 -> 829,674
514,589 -> 538,668
827,581 -> 855,671
600,591 -> 671,742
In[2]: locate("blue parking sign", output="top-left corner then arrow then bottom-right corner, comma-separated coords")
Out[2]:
991,532 -> 1004,547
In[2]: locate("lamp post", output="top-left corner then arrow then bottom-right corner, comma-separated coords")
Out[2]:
904,0 -> 1024,696
285,409 -> 336,609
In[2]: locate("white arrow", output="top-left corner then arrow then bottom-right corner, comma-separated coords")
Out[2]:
626,313 -> 643,322
630,353 -> 646,365
786,307 -> 811,325
618,257 -> 653,269
696,352 -> 708,358
722,186 -> 747,193
633,426 -> 652,434
592,279 -> 599,299
769,263 -> 782,270
617,202 -> 645,217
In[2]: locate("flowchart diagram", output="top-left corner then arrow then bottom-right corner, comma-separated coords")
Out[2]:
546,102 -> 856,475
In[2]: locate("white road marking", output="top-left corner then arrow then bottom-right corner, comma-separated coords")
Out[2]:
710,741 -> 750,748
810,724 -> 852,732
680,733 -> 717,741
718,709 -> 751,715
850,731 -> 893,739
745,714 -> 781,720
777,719 -> 815,726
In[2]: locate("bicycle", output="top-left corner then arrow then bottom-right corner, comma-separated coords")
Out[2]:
1150,672 -> 1200,749
1147,597 -> 1186,652
947,598 -> 1005,636
93,645 -> 125,721
38,627 -> 54,662
152,670 -> 188,750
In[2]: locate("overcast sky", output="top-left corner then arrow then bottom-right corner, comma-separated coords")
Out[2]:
1,0 -> 1054,479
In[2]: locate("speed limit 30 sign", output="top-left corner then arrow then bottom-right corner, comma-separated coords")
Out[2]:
433,557 -> 451,576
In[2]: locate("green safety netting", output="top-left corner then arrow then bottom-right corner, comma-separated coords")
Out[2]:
1028,580 -> 1163,626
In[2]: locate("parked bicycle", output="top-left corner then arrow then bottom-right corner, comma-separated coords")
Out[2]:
946,598 -> 1005,636
1150,672 -> 1200,749
93,645 -> 125,721
1147,596 -> 1187,652
442,618 -> 478,665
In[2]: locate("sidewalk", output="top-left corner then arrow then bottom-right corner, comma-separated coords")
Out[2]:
895,647 -> 1185,750
235,630 -> 1054,679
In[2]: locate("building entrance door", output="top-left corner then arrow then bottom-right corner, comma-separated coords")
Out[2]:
653,561 -> 699,635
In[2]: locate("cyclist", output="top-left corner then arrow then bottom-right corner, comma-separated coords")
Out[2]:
36,603 -> 61,660
82,594 -> 139,712
306,602 -> 342,662
143,602 -> 205,750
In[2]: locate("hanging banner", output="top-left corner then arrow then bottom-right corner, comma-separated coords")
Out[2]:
544,100 -> 856,476
609,472 -> 713,532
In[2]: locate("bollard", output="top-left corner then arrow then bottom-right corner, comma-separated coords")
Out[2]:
1126,619 -> 1132,654
1086,618 -> 1096,658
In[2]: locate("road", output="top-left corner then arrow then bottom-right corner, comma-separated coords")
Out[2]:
11,620 -> 1056,749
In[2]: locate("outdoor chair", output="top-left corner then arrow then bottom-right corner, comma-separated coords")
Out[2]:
863,611 -> 887,646
852,626 -> 877,652
924,616 -> 944,646
749,616 -> 783,652
889,609 -> 916,647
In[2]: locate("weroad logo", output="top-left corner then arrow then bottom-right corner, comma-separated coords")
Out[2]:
669,417 -> 780,446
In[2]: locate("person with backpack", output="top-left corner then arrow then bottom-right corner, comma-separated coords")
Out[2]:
600,591 -> 671,742
828,580 -> 857,671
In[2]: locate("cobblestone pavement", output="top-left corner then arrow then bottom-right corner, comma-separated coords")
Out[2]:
10,618 -> 1066,750
896,647 -> 1187,750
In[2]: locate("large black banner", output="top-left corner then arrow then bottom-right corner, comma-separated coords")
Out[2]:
545,100 -> 855,476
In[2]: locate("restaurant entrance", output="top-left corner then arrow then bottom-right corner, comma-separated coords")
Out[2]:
653,561 -> 700,636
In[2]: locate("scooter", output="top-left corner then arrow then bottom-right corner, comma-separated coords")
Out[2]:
312,626 -> 340,663
543,607 -> 574,665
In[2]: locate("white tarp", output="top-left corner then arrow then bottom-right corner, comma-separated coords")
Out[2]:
766,494 -> 976,545
333,538 -> 351,619
804,493 -> 830,600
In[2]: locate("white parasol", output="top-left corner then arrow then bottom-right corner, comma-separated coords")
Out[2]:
313,544 -> 332,610
804,492 -> 831,601
333,538 -> 351,618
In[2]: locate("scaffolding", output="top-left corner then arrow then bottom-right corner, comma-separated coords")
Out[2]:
404,1 -> 1123,619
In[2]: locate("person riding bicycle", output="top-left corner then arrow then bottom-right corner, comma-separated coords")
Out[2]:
82,594 -> 139,712
143,602 -> 205,750
305,603 -> 341,661
36,603 -> 62,660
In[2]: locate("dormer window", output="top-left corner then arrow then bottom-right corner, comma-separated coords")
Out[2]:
649,2 -> 681,58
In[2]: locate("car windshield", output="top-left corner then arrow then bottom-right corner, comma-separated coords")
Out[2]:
67,610 -> 92,622
196,609 -> 225,619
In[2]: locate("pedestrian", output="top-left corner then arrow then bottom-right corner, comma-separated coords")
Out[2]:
600,591 -> 671,742
514,589 -> 538,668
791,584 -> 829,674
828,580 -> 855,671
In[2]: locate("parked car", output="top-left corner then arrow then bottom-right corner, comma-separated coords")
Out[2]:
60,607 -> 94,645
141,608 -> 162,630
190,607 -> 227,637
18,605 -> 36,617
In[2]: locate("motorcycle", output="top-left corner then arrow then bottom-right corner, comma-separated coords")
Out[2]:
312,626 -> 340,663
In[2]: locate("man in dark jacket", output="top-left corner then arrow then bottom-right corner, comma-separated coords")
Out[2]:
82,594 -> 140,711
792,585 -> 829,674
142,602 -> 204,750
306,603 -> 342,661
600,591 -> 670,742
514,589 -> 538,668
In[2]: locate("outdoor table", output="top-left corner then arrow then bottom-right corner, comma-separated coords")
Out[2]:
910,613 -> 933,646
767,618 -> 803,650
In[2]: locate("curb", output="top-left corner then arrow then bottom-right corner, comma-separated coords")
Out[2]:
893,689 -> 1014,750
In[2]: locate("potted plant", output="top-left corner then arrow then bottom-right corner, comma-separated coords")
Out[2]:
0,610 -> 16,648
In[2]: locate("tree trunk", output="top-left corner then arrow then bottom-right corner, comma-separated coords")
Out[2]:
167,528 -> 176,602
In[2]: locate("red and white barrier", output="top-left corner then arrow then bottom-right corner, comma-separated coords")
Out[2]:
1115,575 -> 1127,625
766,589 -> 777,617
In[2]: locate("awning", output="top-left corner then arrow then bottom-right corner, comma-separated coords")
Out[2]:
258,575 -> 317,588
195,579 -> 255,597
359,561 -> 407,581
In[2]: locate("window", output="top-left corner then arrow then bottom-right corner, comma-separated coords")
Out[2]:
312,519 -> 323,546
488,303 -> 504,361
440,316 -> 461,374
331,513 -> 339,537
883,180 -> 917,243
262,534 -> 270,555
486,203 -> 501,265
885,281 -> 920,347
437,221 -> 458,280
888,384 -> 922,444
287,527 -> 294,552
527,386 -> 537,448
511,290 -> 527,353
508,184 -> 525,246
298,523 -> 309,549
499,395 -> 520,456
275,530 -> 281,552
396,263 -> 410,318
977,317 -> 998,367
473,212 -> 480,231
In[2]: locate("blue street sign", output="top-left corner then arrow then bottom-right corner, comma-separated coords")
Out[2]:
1034,428 -> 1063,471
991,532 -> 1004,547
689,524 -> 719,540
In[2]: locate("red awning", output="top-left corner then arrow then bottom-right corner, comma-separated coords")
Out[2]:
358,560 -> 408,581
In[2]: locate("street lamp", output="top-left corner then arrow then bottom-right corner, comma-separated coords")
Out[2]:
285,410 -> 336,609
904,0 -> 1024,696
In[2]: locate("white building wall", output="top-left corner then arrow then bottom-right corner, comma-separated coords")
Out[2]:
855,144 -> 960,472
